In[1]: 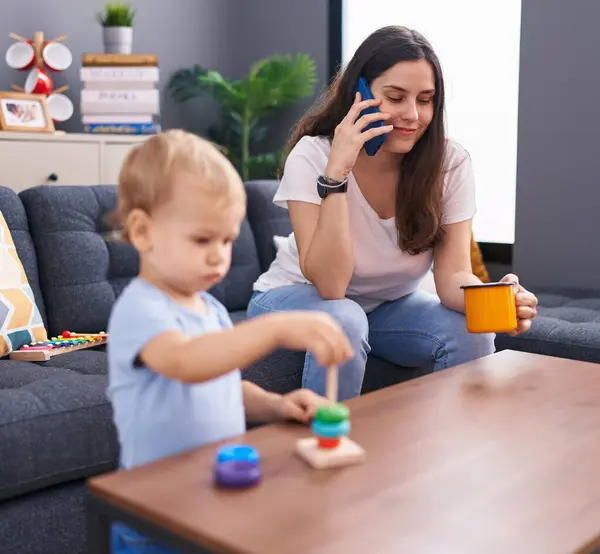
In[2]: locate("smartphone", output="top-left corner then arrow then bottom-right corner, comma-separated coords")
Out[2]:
354,76 -> 388,156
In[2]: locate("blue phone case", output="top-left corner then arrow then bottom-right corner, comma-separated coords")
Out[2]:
354,76 -> 388,156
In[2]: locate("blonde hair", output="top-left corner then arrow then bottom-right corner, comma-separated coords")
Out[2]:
112,129 -> 244,242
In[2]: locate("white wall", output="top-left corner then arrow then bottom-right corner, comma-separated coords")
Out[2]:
342,0 -> 522,245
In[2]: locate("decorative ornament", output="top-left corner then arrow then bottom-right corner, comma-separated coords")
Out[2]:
5,32 -> 74,122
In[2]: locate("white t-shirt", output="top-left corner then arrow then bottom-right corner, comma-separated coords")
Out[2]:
253,135 -> 476,312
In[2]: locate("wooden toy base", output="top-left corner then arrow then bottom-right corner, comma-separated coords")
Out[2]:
295,436 -> 366,469
9,337 -> 107,361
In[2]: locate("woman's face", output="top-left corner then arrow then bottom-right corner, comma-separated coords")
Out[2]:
369,59 -> 436,154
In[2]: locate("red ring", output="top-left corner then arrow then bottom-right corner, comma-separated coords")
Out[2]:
318,437 -> 340,449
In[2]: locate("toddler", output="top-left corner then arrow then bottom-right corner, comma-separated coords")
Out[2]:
106,130 -> 353,553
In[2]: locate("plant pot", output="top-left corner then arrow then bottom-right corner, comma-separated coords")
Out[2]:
102,26 -> 133,54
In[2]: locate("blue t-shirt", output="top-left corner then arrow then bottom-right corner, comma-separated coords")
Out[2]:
106,278 -> 246,470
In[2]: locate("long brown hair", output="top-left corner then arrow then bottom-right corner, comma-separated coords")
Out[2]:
283,26 -> 449,255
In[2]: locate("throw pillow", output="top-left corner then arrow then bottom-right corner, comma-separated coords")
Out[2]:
0,211 -> 47,355
470,235 -> 490,283
273,235 -> 287,251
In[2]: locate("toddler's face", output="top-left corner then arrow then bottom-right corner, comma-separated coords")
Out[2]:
137,173 -> 245,296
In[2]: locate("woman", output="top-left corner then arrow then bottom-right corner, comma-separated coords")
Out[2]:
247,25 -> 538,400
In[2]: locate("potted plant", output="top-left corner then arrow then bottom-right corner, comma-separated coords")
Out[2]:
97,2 -> 136,54
167,53 -> 318,181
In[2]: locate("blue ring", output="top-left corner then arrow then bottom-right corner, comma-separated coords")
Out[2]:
213,460 -> 262,489
216,444 -> 259,464
311,419 -> 350,438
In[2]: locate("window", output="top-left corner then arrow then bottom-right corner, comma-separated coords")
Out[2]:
341,0 -> 522,244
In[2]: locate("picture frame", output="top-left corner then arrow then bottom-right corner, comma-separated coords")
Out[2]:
0,91 -> 54,133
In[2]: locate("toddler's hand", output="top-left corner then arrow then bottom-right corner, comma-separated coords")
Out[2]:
275,389 -> 332,423
271,311 -> 353,366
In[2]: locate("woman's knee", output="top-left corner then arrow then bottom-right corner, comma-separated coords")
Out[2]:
458,328 -> 496,359
248,287 -> 369,346
440,309 -> 496,366
320,297 -> 370,346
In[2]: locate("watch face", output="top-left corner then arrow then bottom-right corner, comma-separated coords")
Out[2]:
317,176 -> 346,199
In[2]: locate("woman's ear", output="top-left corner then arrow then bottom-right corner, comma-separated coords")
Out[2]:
126,208 -> 152,253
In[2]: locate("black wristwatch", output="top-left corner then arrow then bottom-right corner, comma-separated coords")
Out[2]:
317,174 -> 348,199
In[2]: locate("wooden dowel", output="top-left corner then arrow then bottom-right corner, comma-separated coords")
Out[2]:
52,85 -> 69,95
33,31 -> 43,68
326,365 -> 338,403
10,84 -> 24,92
50,34 -> 67,42
9,32 -> 28,42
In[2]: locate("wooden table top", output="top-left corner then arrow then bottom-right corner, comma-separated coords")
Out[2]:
88,350 -> 600,554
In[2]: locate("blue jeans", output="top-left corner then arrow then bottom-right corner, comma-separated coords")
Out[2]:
247,284 -> 496,401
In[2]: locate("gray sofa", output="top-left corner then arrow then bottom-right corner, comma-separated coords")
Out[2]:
0,180 -> 598,554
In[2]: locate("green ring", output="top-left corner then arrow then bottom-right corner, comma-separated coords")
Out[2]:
315,403 -> 349,423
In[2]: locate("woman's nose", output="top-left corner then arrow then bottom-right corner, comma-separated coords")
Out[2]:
399,100 -> 419,122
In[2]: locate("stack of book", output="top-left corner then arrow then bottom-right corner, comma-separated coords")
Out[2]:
80,53 -> 161,135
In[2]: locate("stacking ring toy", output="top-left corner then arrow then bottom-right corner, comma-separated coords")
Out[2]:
213,444 -> 261,489
314,404 -> 349,423
311,403 -> 352,449
216,444 -> 260,464
214,460 -> 262,488
311,419 -> 351,438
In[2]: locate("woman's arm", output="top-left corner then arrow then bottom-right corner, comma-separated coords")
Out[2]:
288,194 -> 354,300
288,95 -> 393,300
433,219 -> 539,333
432,219 -> 481,312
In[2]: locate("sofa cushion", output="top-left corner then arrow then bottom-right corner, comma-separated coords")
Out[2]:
0,186 -> 46,326
495,288 -> 600,363
19,185 -> 262,336
245,180 -> 292,272
36,349 -> 108,374
19,185 -> 127,337
0,357 -> 117,501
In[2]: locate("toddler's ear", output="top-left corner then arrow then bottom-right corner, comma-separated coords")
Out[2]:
127,209 -> 152,253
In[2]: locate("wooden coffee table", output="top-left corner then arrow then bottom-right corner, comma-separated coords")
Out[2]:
87,350 -> 600,554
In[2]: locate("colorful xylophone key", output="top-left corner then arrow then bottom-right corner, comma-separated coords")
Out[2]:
9,331 -> 108,361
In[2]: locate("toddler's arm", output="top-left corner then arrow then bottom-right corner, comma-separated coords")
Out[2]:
241,380 -> 333,424
138,311 -> 353,384
241,380 -> 282,422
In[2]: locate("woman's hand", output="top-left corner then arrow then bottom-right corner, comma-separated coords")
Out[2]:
325,92 -> 393,181
500,273 -> 538,335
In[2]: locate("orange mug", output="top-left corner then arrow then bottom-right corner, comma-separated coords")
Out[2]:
461,281 -> 517,334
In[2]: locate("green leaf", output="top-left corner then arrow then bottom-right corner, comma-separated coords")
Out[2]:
167,65 -> 212,102
196,71 -> 242,104
167,52 -> 318,181
97,1 -> 135,26
245,53 -> 318,117
249,118 -> 268,145
248,152 -> 281,180
213,112 -> 242,147
207,124 -> 233,151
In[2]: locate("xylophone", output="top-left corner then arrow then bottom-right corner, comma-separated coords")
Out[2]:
295,364 -> 366,469
9,330 -> 108,361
